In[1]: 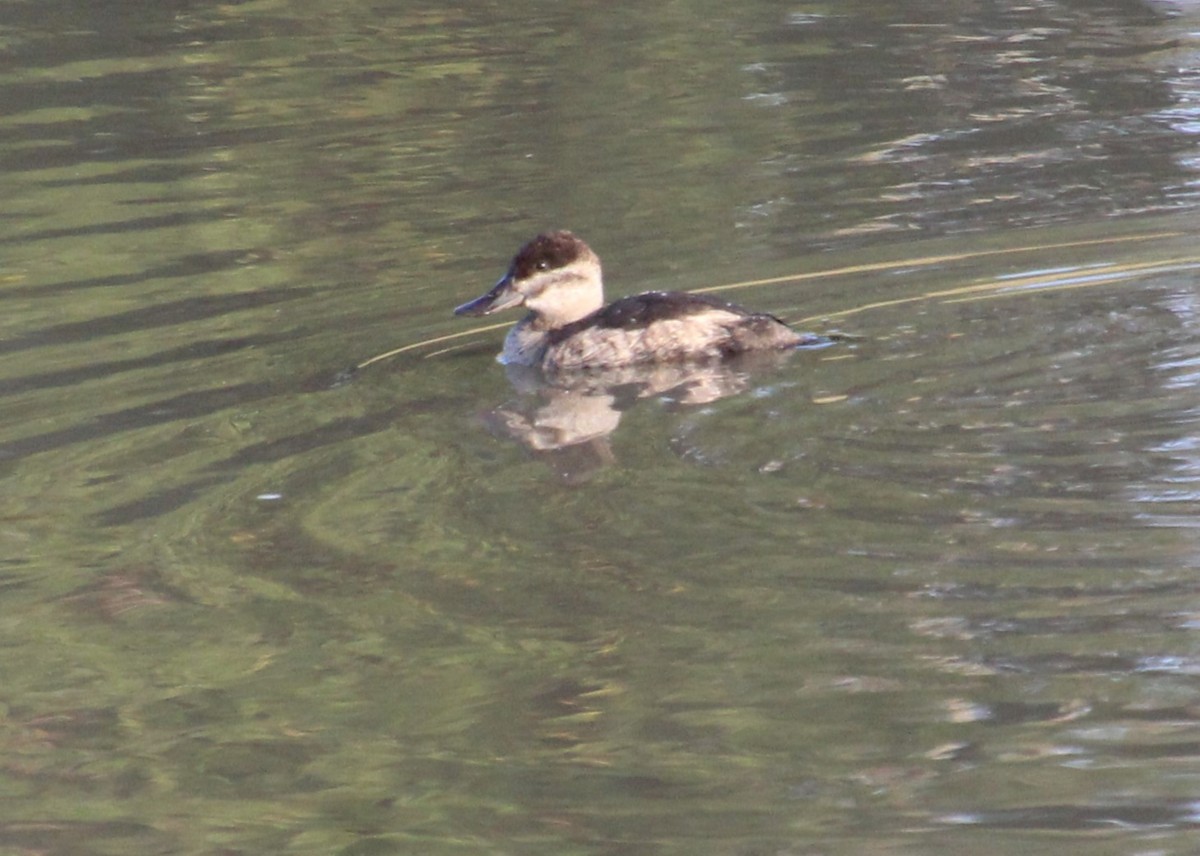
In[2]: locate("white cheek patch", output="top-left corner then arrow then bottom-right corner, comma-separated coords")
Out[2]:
522,266 -> 603,325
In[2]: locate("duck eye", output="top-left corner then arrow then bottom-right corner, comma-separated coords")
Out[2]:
535,260 -> 550,271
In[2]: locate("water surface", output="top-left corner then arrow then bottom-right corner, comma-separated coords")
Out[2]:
4,1 -> 1200,854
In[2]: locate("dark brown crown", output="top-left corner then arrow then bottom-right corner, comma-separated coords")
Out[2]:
508,231 -> 591,280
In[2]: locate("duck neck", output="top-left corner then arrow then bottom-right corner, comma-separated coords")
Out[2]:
500,316 -> 551,366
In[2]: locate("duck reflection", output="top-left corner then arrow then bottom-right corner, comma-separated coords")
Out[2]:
478,349 -> 799,479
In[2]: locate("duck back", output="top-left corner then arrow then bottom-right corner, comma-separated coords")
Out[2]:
543,291 -> 803,371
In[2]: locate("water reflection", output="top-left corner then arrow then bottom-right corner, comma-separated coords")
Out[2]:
478,350 -> 806,478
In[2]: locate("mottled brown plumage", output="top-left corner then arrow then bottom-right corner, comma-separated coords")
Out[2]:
455,231 -> 817,372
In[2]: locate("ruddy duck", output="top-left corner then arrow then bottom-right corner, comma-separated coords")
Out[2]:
454,231 -> 824,372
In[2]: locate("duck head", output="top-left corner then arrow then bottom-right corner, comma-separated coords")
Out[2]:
454,231 -> 605,327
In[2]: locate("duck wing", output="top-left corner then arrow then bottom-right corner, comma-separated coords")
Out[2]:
550,291 -> 773,343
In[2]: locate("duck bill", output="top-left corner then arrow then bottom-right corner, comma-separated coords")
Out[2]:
454,275 -> 525,317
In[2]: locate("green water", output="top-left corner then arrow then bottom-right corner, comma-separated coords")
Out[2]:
4,1 -> 1200,854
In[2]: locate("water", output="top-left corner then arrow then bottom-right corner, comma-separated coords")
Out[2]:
4,1 -> 1200,853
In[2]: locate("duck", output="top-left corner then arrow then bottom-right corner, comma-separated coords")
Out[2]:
454,230 -> 826,372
